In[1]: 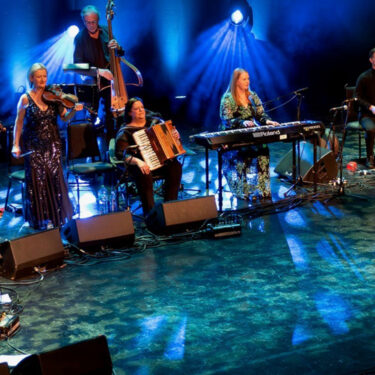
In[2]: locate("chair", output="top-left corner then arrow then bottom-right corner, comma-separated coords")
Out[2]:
4,129 -> 25,214
344,85 -> 365,160
108,138 -> 169,214
178,145 -> 201,197
5,157 -> 25,213
66,122 -> 115,215
108,138 -> 131,209
108,138 -> 124,170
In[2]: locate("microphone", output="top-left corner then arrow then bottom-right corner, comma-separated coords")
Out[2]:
146,109 -> 162,118
329,105 -> 348,112
343,98 -> 358,103
123,145 -> 139,158
293,87 -> 309,95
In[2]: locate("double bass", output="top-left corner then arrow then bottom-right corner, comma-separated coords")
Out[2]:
106,0 -> 143,117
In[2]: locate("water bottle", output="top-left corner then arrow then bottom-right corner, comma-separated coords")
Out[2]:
97,185 -> 108,214
110,188 -> 117,212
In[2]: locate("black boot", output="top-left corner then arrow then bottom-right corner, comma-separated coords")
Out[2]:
365,132 -> 375,168
367,155 -> 375,169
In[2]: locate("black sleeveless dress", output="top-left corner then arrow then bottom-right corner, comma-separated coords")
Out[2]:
22,93 -> 73,229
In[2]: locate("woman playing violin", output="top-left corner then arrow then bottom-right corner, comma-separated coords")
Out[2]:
12,63 -> 83,229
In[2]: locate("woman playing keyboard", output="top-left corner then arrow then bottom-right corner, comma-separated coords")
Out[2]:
220,68 -> 279,201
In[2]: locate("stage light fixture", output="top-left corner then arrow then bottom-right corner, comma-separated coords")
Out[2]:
67,25 -> 79,38
231,10 -> 244,25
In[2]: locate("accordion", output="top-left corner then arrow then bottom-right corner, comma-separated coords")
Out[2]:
132,121 -> 186,170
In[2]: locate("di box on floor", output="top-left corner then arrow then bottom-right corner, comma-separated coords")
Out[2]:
274,141 -> 338,183
11,335 -> 112,375
0,228 -> 65,280
146,195 -> 218,234
62,211 -> 135,251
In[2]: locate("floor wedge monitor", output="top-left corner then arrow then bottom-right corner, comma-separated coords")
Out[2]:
274,141 -> 338,183
0,228 -> 65,280
11,335 -> 112,375
62,211 -> 135,251
146,195 -> 218,234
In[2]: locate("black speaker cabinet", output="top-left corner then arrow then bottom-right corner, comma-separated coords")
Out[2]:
0,363 -> 10,375
146,195 -> 218,234
62,211 -> 135,251
0,228 -> 65,280
11,335 -> 112,375
275,141 -> 338,183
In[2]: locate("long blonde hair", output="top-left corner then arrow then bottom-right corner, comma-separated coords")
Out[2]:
27,63 -> 47,87
228,68 -> 250,106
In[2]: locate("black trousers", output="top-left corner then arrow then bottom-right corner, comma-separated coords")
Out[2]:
127,158 -> 182,215
91,80 -> 117,142
360,117 -> 375,158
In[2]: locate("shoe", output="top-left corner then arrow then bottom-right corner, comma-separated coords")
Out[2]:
366,156 -> 375,169
260,193 -> 272,203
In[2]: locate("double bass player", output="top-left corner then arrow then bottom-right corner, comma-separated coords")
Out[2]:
73,4 -> 124,141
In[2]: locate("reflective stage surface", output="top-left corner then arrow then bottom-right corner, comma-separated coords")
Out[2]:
1,133 -> 375,374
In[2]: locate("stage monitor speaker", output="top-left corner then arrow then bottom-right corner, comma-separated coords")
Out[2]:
145,195 -> 218,234
11,335 -> 112,375
0,228 -> 65,280
0,363 -> 10,375
274,141 -> 338,183
62,211 -> 135,251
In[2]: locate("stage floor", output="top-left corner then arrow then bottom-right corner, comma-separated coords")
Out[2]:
1,131 -> 375,374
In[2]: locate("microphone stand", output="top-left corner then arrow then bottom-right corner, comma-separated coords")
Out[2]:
295,91 -> 305,122
262,87 -> 308,113
332,107 -> 347,194
293,88 -> 307,192
331,105 -> 368,200
264,87 -> 309,197
328,98 -> 359,180
283,88 -> 309,197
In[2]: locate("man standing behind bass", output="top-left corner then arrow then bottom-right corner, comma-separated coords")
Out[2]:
74,4 -> 123,141
356,47 -> 375,168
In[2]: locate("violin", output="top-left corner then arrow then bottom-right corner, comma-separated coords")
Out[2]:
43,85 -> 97,116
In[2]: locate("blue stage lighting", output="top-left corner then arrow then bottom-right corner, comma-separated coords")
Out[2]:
231,10 -> 244,25
67,25 -> 79,38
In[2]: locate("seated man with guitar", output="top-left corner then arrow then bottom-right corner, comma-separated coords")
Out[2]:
115,97 -> 183,215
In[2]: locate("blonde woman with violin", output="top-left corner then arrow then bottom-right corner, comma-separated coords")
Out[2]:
12,63 -> 83,230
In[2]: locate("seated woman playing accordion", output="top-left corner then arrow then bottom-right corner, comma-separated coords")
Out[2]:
115,97 -> 182,215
